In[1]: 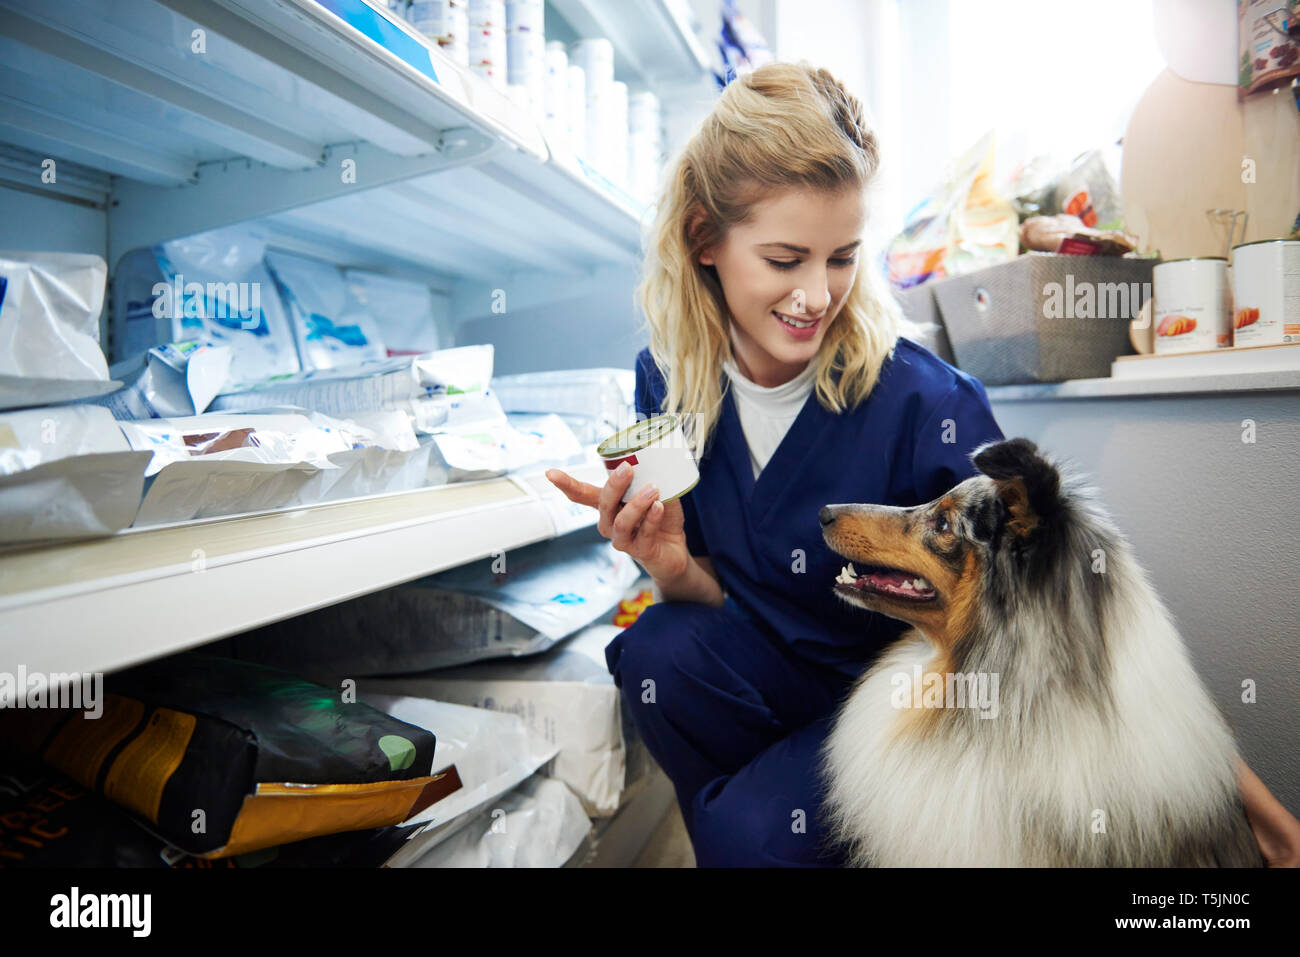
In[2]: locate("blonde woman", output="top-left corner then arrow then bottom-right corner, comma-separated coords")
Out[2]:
545,62 -> 1299,867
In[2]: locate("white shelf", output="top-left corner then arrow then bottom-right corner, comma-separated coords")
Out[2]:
0,0 -> 648,276
548,0 -> 710,87
984,368 -> 1300,402
0,458 -> 607,679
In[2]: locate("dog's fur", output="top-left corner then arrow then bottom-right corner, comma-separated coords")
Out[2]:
817,437 -> 1262,867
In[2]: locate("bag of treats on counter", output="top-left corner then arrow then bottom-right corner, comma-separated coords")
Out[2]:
886,131 -> 1019,289
0,653 -> 460,859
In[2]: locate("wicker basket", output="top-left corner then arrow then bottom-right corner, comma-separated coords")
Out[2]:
922,253 -> 1155,385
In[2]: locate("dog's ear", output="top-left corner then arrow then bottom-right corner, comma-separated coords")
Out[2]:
971,438 -> 1063,538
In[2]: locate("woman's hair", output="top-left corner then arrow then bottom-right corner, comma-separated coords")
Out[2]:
636,60 -> 905,462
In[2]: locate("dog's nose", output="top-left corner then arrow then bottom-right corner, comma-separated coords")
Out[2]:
819,506 -> 836,527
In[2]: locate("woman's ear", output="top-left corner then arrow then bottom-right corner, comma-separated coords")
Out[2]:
686,205 -> 715,266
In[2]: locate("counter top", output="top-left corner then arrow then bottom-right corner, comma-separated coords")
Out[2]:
984,368 -> 1300,401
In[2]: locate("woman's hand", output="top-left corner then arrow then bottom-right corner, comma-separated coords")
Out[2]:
546,462 -> 692,583
1238,758 -> 1300,866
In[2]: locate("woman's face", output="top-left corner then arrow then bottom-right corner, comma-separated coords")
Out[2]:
700,186 -> 867,387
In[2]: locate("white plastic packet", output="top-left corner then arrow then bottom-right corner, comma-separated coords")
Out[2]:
119,408 -> 431,525
211,343 -> 495,418
343,268 -> 441,355
119,412 -> 347,478
0,405 -> 149,542
112,225 -> 300,385
265,250 -> 387,370
92,341 -> 234,419
491,367 -> 635,444
0,251 -> 114,409
406,774 -> 592,867
364,623 -> 632,817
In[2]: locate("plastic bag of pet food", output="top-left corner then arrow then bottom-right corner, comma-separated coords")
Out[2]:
0,653 -> 461,858
264,250 -> 388,371
0,758 -> 423,868
111,225 -> 299,385
886,131 -> 1019,290
405,773 -> 592,868
343,268 -> 442,356
1052,150 -> 1123,232
0,405 -> 151,543
0,251 -> 114,410
90,340 -> 234,420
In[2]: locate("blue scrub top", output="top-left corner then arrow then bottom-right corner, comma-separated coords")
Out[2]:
634,336 -> 1006,678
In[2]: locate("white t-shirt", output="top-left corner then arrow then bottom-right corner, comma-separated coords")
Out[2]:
721,356 -> 819,479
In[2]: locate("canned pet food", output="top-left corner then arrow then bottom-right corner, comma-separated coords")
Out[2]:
1231,239 -> 1300,346
597,413 -> 699,504
1152,258 -> 1230,353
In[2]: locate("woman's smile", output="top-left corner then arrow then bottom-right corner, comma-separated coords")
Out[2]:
773,310 -> 821,338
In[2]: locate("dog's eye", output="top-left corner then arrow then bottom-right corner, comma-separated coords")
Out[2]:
933,515 -> 951,535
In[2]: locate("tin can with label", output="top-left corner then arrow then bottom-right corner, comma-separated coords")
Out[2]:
1152,257 -> 1230,353
1231,239 -> 1300,346
597,413 -> 699,504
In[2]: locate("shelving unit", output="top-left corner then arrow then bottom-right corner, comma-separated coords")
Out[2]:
0,0 -> 663,278
0,456 -> 607,679
0,0 -> 707,643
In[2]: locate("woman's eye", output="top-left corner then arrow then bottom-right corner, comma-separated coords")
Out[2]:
830,257 -> 858,267
765,259 -> 799,270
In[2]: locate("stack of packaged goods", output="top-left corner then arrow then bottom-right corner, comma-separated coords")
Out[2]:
408,0 -> 469,67
627,90 -> 663,206
566,55 -> 587,162
391,0 -> 655,206
542,40 -> 570,152
0,222 -> 613,547
574,38 -> 625,189
504,0 -> 545,122
466,0 -> 507,90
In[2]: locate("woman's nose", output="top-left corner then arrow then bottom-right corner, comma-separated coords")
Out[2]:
793,282 -> 830,317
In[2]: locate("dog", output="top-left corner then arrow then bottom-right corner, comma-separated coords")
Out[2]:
816,437 -> 1262,867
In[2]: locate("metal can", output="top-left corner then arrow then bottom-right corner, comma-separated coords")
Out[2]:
1152,257 -> 1230,353
597,413 -> 699,504
1231,239 -> 1300,346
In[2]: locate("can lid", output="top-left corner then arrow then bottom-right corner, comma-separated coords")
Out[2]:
1156,256 -> 1227,264
1230,238 -> 1300,251
598,413 -> 679,457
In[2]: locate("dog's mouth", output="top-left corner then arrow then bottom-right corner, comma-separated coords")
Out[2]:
833,562 -> 937,603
